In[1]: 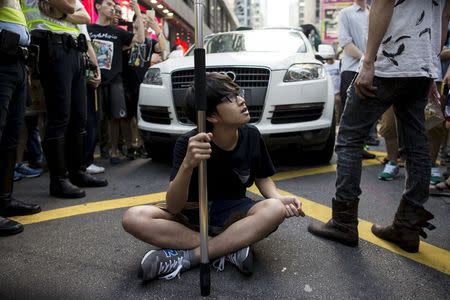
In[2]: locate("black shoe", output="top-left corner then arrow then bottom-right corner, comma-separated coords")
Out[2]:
136,146 -> 149,159
50,177 -> 86,198
0,217 -> 23,236
110,156 -> 126,165
70,171 -> 108,188
0,198 -> 41,217
126,148 -> 136,160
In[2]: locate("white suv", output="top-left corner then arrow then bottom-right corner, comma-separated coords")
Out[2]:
138,28 -> 335,161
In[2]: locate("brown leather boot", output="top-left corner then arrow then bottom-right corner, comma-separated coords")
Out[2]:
371,199 -> 435,253
307,198 -> 359,247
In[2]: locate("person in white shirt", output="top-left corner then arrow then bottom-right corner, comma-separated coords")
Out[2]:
308,0 -> 444,254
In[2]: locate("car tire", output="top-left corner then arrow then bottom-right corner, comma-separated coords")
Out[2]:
311,113 -> 336,164
144,140 -> 172,162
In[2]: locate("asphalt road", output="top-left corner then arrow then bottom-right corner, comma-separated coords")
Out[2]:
1,145 -> 449,300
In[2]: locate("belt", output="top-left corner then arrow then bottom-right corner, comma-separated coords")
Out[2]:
0,45 -> 28,63
31,30 -> 78,49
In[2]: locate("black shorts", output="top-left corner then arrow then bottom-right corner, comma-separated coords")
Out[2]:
172,198 -> 258,236
100,76 -> 127,120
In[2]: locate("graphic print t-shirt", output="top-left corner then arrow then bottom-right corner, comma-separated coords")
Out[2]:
170,125 -> 276,202
374,0 -> 444,78
87,24 -> 134,84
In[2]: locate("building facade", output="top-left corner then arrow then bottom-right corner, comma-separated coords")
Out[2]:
234,0 -> 263,28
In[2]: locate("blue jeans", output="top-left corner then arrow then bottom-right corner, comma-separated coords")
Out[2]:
336,77 -> 432,207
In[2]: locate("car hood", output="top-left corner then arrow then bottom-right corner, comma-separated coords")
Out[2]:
156,51 -> 318,73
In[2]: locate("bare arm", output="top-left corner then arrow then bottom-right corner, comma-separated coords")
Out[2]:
146,16 -> 167,54
65,3 -> 90,24
124,0 -> 144,49
355,0 -> 395,99
166,133 -> 213,214
46,0 -> 75,14
255,177 -> 303,218
255,177 -> 281,199
343,42 -> 364,60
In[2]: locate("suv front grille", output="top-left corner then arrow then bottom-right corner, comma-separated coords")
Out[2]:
172,67 -> 270,89
171,67 -> 270,124
270,103 -> 324,124
140,105 -> 171,124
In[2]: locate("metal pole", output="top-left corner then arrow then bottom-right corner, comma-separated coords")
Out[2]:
194,0 -> 210,296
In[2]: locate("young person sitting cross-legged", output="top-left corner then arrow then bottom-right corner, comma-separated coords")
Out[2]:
122,72 -> 305,281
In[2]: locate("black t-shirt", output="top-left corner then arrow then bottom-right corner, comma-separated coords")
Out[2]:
123,37 -> 158,92
170,125 -> 275,202
87,24 -> 134,85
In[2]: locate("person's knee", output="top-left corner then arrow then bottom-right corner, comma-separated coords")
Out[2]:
259,198 -> 285,222
122,206 -> 153,233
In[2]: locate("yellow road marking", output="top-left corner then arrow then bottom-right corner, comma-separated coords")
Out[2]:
272,158 -> 383,181
13,150 -> 450,275
11,193 -> 166,225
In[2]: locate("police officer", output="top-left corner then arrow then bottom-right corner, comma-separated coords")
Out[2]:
0,0 -> 41,235
22,0 -> 108,198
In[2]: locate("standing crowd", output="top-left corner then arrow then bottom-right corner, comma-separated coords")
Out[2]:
0,0 -> 167,235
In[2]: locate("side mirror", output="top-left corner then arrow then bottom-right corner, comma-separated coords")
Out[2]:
316,44 -> 336,60
315,54 -> 324,62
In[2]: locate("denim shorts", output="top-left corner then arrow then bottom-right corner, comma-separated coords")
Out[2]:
175,198 -> 258,235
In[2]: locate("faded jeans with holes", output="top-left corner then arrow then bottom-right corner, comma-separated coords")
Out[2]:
335,77 -> 433,207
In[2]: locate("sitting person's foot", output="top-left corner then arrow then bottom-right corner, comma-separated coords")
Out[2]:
139,249 -> 194,281
378,161 -> 399,181
430,166 -> 444,185
212,246 -> 253,276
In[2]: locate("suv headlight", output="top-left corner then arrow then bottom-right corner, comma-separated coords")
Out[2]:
283,64 -> 325,82
143,68 -> 163,85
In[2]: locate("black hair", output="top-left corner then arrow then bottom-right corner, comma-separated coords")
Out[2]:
94,0 -> 103,14
94,0 -> 118,14
184,72 -> 240,130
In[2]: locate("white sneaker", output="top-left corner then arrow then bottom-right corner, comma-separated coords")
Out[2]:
86,164 -> 105,174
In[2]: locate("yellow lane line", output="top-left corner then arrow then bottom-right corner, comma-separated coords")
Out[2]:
272,157 -> 383,181
11,193 -> 166,225
247,185 -> 450,276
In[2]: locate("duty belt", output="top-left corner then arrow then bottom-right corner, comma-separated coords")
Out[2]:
0,46 -> 29,63
31,29 -> 78,49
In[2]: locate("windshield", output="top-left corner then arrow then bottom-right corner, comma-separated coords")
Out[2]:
186,30 -> 308,55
